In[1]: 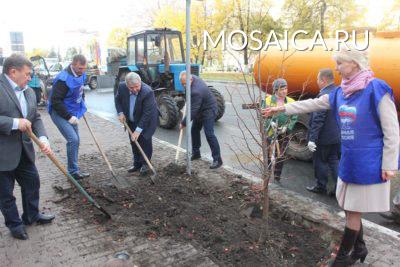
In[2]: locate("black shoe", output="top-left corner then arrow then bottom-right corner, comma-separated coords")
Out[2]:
71,172 -> 90,180
128,166 -> 141,173
349,222 -> 368,264
379,211 -> 400,221
306,185 -> 327,194
140,165 -> 149,175
191,154 -> 201,161
36,213 -> 55,225
210,159 -> 223,169
11,227 -> 28,240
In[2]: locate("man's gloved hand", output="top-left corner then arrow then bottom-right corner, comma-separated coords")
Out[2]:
270,121 -> 277,130
278,126 -> 287,135
307,141 -> 317,152
68,116 -> 79,125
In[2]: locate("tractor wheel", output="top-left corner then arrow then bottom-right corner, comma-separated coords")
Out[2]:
209,86 -> 225,121
89,77 -> 98,90
158,95 -> 180,129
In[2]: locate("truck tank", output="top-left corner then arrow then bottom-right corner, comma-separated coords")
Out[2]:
253,32 -> 400,103
252,32 -> 400,161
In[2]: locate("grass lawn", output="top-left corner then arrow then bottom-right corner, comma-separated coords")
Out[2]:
201,72 -> 254,82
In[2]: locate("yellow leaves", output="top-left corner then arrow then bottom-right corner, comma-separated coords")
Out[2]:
107,27 -> 132,49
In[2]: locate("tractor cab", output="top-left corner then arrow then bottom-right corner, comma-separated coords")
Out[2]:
126,28 -> 199,92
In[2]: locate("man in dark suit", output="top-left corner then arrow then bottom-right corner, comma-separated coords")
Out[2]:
179,71 -> 223,169
306,69 -> 340,196
115,72 -> 159,174
0,54 -> 55,240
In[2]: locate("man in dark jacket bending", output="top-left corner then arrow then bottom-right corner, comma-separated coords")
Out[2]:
115,72 -> 159,174
180,71 -> 222,169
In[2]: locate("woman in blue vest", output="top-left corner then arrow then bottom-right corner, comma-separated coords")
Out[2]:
262,48 -> 399,266
47,55 -> 90,180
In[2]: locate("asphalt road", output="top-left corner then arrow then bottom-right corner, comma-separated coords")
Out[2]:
84,81 -> 400,232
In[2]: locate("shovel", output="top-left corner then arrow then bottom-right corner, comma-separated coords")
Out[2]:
175,106 -> 186,163
27,130 -> 111,219
122,121 -> 157,184
83,115 -> 129,189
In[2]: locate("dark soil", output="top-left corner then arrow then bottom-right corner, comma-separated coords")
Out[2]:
59,152 -> 330,266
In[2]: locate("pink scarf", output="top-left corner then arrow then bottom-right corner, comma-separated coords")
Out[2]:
341,70 -> 375,98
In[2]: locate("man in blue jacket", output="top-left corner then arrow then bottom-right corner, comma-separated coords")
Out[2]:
180,71 -> 222,169
306,69 -> 341,196
48,55 -> 90,180
115,72 -> 159,174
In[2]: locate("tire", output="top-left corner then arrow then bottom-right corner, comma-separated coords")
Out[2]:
286,113 -> 312,161
89,77 -> 97,90
209,86 -> 225,121
158,95 -> 180,129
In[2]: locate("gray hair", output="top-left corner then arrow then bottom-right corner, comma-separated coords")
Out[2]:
125,72 -> 141,85
333,48 -> 369,70
179,71 -> 194,80
318,68 -> 334,82
3,53 -> 33,74
72,54 -> 87,65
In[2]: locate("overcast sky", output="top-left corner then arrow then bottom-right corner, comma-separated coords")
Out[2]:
0,0 -> 395,55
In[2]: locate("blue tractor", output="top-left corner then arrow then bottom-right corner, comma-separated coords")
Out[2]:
111,28 -> 225,129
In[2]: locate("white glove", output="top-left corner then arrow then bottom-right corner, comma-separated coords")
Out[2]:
68,116 -> 79,125
270,121 -> 277,130
278,126 -> 287,135
307,141 -> 317,152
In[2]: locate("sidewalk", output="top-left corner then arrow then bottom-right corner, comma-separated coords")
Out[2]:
0,111 -> 399,266
0,112 -> 216,267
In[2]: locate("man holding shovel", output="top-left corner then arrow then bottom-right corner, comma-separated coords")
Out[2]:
115,72 -> 159,175
179,71 -> 223,169
0,54 -> 55,240
47,55 -> 90,180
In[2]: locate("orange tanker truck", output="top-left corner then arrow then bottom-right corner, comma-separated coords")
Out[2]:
253,32 -> 400,161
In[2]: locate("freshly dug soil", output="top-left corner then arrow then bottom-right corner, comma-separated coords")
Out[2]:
59,152 -> 330,266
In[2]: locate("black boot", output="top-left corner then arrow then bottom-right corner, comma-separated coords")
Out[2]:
329,227 -> 358,267
349,223 -> 368,264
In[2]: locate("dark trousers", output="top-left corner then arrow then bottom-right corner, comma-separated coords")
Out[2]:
0,149 -> 40,231
267,135 -> 289,180
130,134 -> 153,168
313,143 -> 340,190
192,116 -> 221,161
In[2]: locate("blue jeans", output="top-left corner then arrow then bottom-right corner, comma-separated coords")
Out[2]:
50,111 -> 80,174
0,150 -> 40,231
192,116 -> 221,161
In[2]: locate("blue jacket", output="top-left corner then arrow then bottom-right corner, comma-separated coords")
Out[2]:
182,75 -> 218,126
308,83 -> 340,145
48,67 -> 87,119
115,82 -> 159,140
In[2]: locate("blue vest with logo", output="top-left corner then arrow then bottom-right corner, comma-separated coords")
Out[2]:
329,79 -> 395,185
48,67 -> 87,119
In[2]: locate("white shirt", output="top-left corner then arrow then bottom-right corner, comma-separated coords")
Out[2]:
5,74 -> 48,144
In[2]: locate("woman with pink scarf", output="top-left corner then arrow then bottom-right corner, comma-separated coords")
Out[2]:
262,48 -> 399,266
